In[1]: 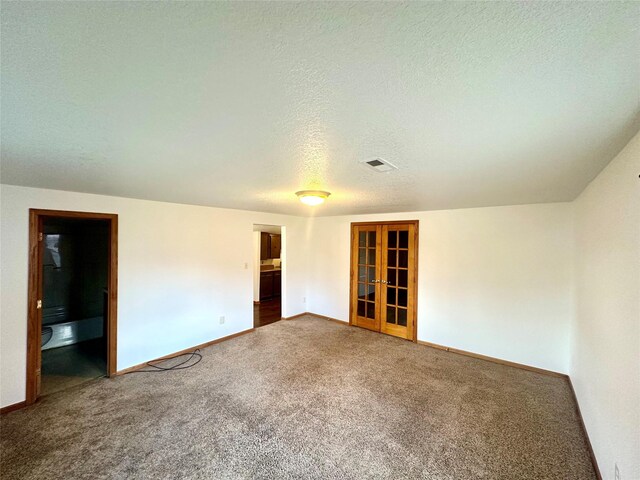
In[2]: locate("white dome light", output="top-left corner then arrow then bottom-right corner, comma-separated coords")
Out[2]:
295,190 -> 331,206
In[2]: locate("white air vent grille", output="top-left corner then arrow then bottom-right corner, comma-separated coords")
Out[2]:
360,157 -> 398,173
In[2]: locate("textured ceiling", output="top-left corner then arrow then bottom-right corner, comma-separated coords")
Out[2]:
1,2 -> 639,216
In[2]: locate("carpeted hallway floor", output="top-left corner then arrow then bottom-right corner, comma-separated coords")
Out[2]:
0,316 -> 596,479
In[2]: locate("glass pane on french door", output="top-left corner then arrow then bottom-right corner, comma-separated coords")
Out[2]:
356,228 -> 377,323
384,225 -> 412,334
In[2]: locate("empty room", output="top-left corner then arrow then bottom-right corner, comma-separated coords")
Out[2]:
1,2 -> 638,479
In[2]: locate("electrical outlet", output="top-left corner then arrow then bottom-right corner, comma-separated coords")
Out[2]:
303,297 -> 306,303
219,316 -> 225,325
615,463 -> 620,480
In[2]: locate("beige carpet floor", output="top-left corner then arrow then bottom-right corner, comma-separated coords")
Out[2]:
0,316 -> 596,479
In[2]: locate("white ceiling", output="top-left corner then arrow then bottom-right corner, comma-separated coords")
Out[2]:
1,2 -> 638,217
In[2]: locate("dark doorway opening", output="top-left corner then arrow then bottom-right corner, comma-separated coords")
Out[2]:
27,209 -> 118,404
253,299 -> 282,328
253,224 -> 282,328
40,217 -> 109,395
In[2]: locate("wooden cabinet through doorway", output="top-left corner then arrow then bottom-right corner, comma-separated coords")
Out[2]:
260,233 -> 281,260
270,234 -> 281,259
260,270 -> 281,301
349,221 -> 418,341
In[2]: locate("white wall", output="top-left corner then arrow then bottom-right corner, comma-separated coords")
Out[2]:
571,132 -> 640,480
306,203 -> 574,373
0,185 -> 308,408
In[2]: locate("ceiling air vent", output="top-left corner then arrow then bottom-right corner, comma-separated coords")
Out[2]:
360,157 -> 398,173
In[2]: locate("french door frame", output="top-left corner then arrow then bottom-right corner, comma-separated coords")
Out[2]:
26,209 -> 118,405
349,220 -> 419,342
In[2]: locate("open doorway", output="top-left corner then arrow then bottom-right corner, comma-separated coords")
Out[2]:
27,209 -> 117,404
253,224 -> 282,328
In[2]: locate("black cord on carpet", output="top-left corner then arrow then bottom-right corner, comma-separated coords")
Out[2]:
125,349 -> 203,374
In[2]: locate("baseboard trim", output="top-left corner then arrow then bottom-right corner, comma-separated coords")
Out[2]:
417,340 -> 566,378
116,328 -> 255,375
0,400 -> 27,415
285,314 -> 564,378
282,312 -> 309,321
307,312 -> 349,325
566,377 -> 602,480
282,312 -> 349,325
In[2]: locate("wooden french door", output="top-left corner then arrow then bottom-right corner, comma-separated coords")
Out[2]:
350,221 -> 418,341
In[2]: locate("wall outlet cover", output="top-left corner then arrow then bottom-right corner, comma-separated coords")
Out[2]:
219,316 -> 225,325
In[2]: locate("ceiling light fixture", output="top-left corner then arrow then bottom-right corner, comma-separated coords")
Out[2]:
295,190 -> 331,206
